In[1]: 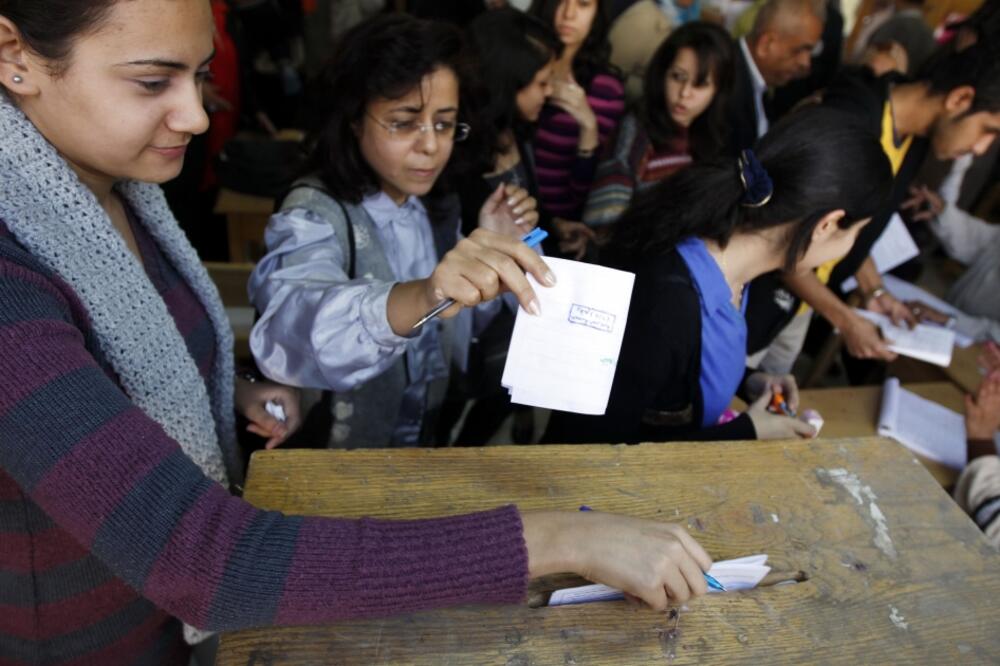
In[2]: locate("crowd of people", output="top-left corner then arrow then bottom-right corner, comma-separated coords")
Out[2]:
1,0 -> 999,663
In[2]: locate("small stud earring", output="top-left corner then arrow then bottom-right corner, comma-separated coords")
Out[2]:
12,75 -> 23,84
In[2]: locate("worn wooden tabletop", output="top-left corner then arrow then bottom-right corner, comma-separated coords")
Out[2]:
734,382 -> 964,486
218,439 -> 999,665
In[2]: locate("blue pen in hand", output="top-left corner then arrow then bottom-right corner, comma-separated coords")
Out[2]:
704,573 -> 726,592
411,228 -> 549,329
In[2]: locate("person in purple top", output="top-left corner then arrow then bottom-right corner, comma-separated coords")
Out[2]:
529,0 -> 626,258
0,1 -> 714,662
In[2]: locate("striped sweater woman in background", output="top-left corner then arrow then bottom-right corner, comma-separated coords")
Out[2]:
583,21 -> 735,231
529,0 -> 625,258
0,1 -> 714,662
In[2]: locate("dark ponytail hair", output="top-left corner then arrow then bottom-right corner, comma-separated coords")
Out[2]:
304,14 -> 479,203
608,107 -> 893,272
641,21 -> 735,161
466,8 -> 563,165
528,0 -> 615,87
0,0 -> 117,74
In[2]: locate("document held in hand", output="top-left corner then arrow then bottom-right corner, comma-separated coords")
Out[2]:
502,257 -> 635,415
854,309 -> 955,367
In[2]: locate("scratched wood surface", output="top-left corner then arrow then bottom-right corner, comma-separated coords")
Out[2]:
734,382 -> 965,486
218,439 -> 1000,665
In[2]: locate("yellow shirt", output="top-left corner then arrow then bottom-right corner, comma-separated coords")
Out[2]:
796,101 -> 911,314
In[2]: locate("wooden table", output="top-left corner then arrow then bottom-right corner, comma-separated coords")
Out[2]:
218,440 -> 1000,664
734,382 -> 964,486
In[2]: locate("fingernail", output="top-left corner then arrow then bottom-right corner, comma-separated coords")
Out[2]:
514,217 -> 526,225
507,197 -> 518,206
527,299 -> 541,316
434,288 -> 445,300
544,271 -> 557,286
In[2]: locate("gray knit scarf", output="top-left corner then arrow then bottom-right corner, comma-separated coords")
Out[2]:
0,94 -> 240,488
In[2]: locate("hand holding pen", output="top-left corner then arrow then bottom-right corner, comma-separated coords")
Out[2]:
411,227 -> 551,329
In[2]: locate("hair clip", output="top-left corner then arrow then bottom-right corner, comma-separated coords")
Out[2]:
738,149 -> 773,208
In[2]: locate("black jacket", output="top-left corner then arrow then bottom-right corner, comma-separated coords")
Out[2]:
725,43 -> 764,157
544,249 -> 756,444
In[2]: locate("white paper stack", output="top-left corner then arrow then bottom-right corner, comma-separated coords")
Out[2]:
502,257 -> 635,415
855,309 -> 955,367
878,377 -> 966,469
548,554 -> 772,606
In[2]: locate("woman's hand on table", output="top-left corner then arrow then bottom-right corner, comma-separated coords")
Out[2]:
744,371 -> 800,413
521,510 -> 712,610
234,376 -> 302,449
746,385 -> 816,440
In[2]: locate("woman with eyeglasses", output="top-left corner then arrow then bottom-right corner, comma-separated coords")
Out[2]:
248,13 -> 551,450
0,6 -> 717,660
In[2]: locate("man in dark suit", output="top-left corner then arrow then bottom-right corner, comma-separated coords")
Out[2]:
727,0 -> 824,155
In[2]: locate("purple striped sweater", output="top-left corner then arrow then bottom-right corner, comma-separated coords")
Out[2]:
0,220 -> 528,665
534,72 -> 626,220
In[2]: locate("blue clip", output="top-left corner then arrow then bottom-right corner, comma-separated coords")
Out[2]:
522,227 -> 548,248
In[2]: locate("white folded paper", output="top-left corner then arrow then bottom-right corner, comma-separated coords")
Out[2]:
502,257 -> 635,415
548,554 -> 771,606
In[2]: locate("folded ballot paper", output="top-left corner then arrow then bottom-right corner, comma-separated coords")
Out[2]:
854,309 -> 955,367
548,555 -> 771,606
502,257 -> 635,415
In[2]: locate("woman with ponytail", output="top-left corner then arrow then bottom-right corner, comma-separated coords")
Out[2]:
544,107 -> 894,444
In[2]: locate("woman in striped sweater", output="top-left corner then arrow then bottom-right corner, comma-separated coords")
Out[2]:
583,21 -> 735,230
529,0 -> 626,258
0,1 -> 713,662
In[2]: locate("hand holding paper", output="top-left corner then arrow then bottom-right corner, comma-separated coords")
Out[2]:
502,257 -> 635,414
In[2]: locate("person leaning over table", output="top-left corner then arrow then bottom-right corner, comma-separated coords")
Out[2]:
0,3 -> 715,662
544,107 -> 894,445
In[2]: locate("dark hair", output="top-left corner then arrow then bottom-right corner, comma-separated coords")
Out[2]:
950,0 -> 1000,41
528,0 -> 614,86
304,14 -> 479,204
918,35 -> 1000,115
608,107 -> 893,272
466,8 -> 563,163
0,0 -> 117,73
640,21 -> 735,161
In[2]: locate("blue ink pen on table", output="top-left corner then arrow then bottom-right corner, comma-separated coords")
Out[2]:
579,506 -> 726,592
411,228 -> 549,330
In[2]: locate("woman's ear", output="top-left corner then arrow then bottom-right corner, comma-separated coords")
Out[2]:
0,17 -> 40,97
811,209 -> 846,244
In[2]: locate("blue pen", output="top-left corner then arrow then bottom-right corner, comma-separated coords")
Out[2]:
704,573 -> 726,592
411,228 -> 549,329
